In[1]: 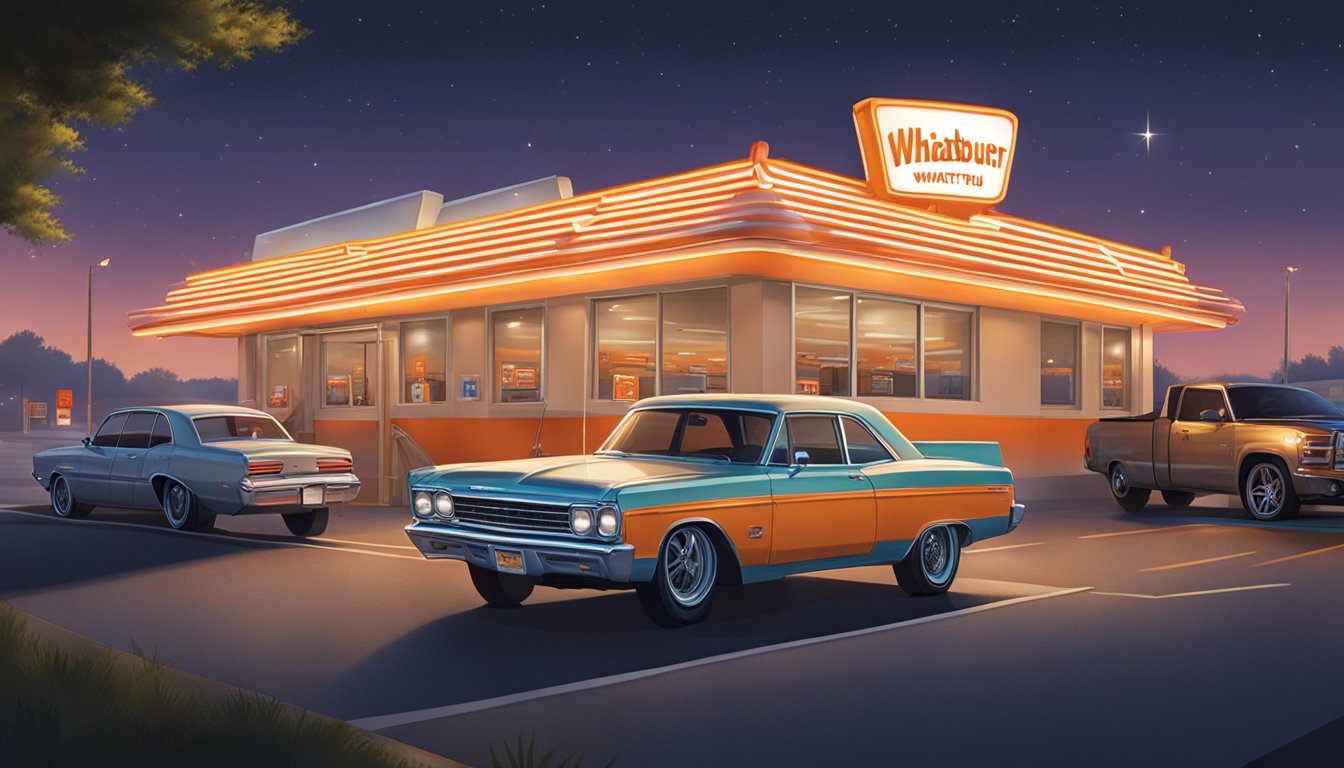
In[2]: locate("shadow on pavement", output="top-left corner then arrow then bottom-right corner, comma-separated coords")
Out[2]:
322,573 -> 1038,720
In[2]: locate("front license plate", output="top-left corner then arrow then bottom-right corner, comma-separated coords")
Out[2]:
301,486 -> 324,506
496,549 -> 525,573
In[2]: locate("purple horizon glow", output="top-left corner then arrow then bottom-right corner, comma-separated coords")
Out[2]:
1,2 -> 1339,381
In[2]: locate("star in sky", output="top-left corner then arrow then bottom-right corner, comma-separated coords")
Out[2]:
1133,114 -> 1160,154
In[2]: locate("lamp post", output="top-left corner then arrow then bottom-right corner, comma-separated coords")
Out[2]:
86,258 -> 110,436
1283,266 -> 1298,385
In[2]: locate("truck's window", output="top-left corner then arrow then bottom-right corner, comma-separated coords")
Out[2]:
1226,386 -> 1344,419
1177,388 -> 1227,421
1165,386 -> 1185,420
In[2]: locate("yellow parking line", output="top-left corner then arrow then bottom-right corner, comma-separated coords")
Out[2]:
1252,542 -> 1344,568
1079,524 -> 1208,540
1139,551 -> 1257,572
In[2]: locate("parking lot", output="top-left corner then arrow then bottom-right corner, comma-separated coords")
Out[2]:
2,430 -> 1342,766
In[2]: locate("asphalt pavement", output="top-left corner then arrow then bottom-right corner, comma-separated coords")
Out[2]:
2,430 -> 1342,766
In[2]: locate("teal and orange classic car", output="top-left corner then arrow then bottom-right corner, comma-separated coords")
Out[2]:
405,395 -> 1025,627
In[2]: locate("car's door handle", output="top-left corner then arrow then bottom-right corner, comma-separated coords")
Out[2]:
153,455 -> 168,460
848,474 -> 865,481
126,454 -> 138,460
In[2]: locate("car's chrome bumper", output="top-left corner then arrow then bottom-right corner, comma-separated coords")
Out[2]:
405,521 -> 636,581
238,473 -> 361,510
1292,469 -> 1344,503
1007,503 -> 1026,533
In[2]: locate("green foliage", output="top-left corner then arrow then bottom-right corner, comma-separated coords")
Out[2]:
490,735 -> 617,768
0,601 -> 427,768
0,0 -> 307,244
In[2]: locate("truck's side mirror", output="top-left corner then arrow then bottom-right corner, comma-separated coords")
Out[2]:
1198,409 -> 1222,423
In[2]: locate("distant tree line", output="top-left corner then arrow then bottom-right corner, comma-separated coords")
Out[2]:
0,330 -> 235,431
1153,345 -> 1344,409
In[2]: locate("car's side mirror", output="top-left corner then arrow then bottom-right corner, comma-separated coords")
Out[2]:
791,450 -> 810,467
1198,409 -> 1222,423
82,436 -> 92,447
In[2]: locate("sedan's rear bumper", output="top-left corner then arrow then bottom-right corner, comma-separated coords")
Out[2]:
406,521 -> 636,582
1008,503 -> 1026,533
238,473 -> 361,512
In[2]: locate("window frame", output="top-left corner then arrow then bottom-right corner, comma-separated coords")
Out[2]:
765,411 -> 900,467
116,410 -> 158,450
791,283 -> 978,402
1175,386 -> 1232,423
1039,317 -> 1082,408
1100,325 -> 1131,411
149,412 -> 174,448
260,332 -> 302,416
318,327 -> 380,410
590,286 -> 731,401
91,412 -> 129,447
398,316 -> 450,406
489,303 -> 547,405
839,415 -> 896,465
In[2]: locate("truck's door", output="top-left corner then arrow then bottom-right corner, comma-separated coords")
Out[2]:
1153,386 -> 1183,488
1169,387 -> 1237,491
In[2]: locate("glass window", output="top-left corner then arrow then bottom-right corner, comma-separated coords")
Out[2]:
1040,320 -> 1079,406
780,415 -> 845,465
1102,327 -> 1129,409
401,319 -> 447,404
117,412 -> 156,450
842,417 -> 893,464
662,288 -> 728,395
1226,386 -> 1344,419
493,306 -> 544,403
92,413 -> 128,447
323,333 -> 377,407
601,409 -> 774,464
857,298 -> 917,397
795,287 -> 851,396
1177,388 -> 1228,421
149,414 -> 173,447
263,336 -> 300,417
194,415 -> 290,442
925,307 -> 973,400
595,295 -> 656,400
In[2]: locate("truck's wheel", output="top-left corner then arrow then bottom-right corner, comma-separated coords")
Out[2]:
1108,463 -> 1151,512
1241,459 -> 1300,521
468,564 -> 535,607
1161,491 -> 1196,509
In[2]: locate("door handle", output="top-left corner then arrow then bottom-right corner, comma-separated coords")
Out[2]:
848,474 -> 865,481
126,454 -> 139,460
153,455 -> 168,460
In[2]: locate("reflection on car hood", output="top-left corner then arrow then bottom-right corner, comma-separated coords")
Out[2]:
1239,418 -> 1344,432
411,454 -> 743,500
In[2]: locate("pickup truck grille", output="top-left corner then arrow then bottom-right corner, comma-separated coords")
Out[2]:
453,496 -> 571,533
1335,432 -> 1344,471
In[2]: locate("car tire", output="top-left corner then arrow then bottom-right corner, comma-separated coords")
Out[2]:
1161,490 -> 1196,509
282,508 -> 329,537
162,480 -> 215,532
468,563 -> 536,607
1108,463 -> 1151,512
894,524 -> 961,596
50,475 -> 92,519
635,525 -> 718,628
1241,458 -> 1301,521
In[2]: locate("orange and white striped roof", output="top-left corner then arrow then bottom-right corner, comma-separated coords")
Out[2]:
128,145 -> 1243,337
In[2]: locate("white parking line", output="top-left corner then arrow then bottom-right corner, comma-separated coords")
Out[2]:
1138,551 -> 1256,572
1091,583 -> 1290,600
964,542 -> 1045,554
348,585 -> 1094,731
1079,524 -> 1209,540
0,508 -> 426,562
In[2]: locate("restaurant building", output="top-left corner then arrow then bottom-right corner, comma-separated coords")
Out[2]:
130,99 -> 1244,504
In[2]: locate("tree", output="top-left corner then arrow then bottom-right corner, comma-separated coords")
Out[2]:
0,0 -> 306,243
1152,360 -> 1181,410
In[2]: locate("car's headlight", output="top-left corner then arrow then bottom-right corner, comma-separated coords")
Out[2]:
596,505 -> 619,537
412,491 -> 433,519
434,491 -> 454,519
571,507 -> 593,535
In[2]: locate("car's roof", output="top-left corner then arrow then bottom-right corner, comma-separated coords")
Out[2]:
1182,382 -> 1303,390
630,393 -> 882,417
110,404 -> 268,417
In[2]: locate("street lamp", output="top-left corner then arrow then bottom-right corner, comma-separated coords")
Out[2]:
1283,266 -> 1298,385
87,257 -> 110,436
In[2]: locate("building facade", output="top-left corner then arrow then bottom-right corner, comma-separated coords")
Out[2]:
131,105 -> 1243,504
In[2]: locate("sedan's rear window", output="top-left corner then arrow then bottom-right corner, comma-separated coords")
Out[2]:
193,415 -> 290,442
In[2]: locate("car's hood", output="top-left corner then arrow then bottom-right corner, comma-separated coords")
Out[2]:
1240,418 -> 1344,433
411,454 -> 741,500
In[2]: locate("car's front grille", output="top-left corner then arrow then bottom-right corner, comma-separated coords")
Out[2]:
453,496 -> 571,534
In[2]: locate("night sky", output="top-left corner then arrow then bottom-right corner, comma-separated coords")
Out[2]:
1,1 -> 1340,381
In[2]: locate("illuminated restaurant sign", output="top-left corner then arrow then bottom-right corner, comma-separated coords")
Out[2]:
853,98 -> 1018,207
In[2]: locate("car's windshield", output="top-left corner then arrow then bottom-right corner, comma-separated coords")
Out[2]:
193,415 -> 291,442
599,408 -> 775,463
1226,386 -> 1344,420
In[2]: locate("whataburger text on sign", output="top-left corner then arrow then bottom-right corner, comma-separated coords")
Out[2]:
853,98 -> 1018,209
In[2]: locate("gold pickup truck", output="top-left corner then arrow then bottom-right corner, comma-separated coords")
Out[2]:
1084,382 -> 1344,520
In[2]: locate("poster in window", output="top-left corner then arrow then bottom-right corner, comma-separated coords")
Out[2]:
326,376 -> 351,406
459,374 -> 480,401
268,384 -> 290,408
412,356 -> 427,381
514,367 -> 537,388
613,374 -> 639,401
797,379 -> 820,396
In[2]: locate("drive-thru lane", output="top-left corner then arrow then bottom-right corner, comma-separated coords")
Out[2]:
1,496 -> 1343,765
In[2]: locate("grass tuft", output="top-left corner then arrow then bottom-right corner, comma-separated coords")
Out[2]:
490,734 -> 617,768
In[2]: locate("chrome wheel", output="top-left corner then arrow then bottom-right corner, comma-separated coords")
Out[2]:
895,524 -> 961,596
920,525 -> 956,587
663,527 -> 717,608
1246,463 -> 1287,520
1111,464 -> 1130,496
51,476 -> 73,517
164,481 -> 192,529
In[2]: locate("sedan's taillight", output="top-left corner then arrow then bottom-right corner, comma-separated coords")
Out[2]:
247,460 -> 285,476
317,457 -> 353,473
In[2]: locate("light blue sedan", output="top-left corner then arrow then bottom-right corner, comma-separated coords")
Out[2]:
32,405 -> 360,535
